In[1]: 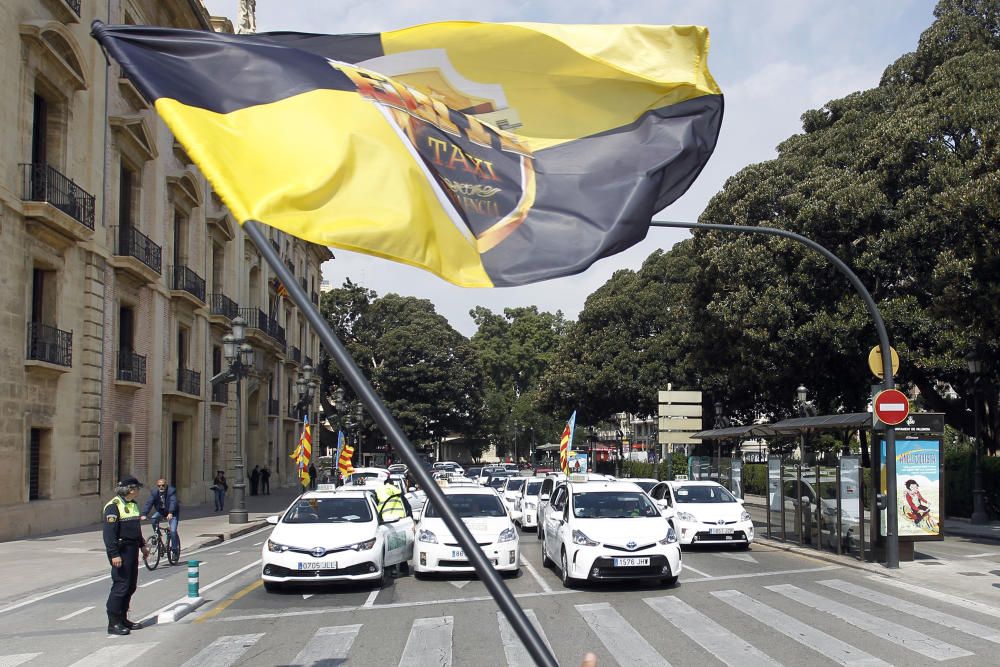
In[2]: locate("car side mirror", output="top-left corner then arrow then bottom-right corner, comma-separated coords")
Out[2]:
266,515 -> 279,525
737,498 -> 745,505
801,495 -> 811,505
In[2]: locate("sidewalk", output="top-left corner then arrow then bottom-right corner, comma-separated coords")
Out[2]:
0,486 -> 301,607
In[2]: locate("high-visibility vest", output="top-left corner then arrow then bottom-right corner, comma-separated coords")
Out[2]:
376,484 -> 405,520
104,495 -> 141,520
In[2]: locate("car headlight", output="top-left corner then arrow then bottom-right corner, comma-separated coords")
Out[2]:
572,529 -> 599,546
499,527 -> 516,542
677,511 -> 697,523
418,529 -> 438,544
659,527 -> 678,544
267,539 -> 289,553
741,511 -> 752,522
349,538 -> 377,551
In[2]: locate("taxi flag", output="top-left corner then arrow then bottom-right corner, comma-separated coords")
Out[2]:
559,411 -> 576,476
296,415 -> 312,489
90,21 -> 722,288
339,442 -> 355,476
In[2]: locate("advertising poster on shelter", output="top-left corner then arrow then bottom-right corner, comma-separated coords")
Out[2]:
568,451 -> 589,474
880,439 -> 941,537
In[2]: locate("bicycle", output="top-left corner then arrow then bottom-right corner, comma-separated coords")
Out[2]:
143,513 -> 179,570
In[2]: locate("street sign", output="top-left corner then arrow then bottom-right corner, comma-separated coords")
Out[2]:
868,345 -> 899,379
874,389 -> 909,426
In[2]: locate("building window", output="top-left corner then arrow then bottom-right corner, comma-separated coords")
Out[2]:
172,210 -> 188,268
29,428 -> 52,500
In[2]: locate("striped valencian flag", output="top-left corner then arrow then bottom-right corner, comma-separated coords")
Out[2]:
296,415 -> 312,488
338,442 -> 355,476
559,411 -> 576,476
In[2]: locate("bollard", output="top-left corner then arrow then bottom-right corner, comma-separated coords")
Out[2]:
187,560 -> 200,598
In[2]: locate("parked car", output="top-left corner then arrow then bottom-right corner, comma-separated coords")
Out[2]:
514,477 -> 545,531
648,480 -> 754,547
261,489 -> 414,592
498,477 -> 526,516
432,461 -> 465,476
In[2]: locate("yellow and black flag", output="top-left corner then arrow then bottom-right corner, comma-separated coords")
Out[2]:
92,21 -> 722,287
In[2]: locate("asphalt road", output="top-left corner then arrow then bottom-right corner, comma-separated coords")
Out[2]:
3,525 -> 1000,666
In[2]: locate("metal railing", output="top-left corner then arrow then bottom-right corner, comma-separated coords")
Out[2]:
274,323 -> 286,346
212,383 -> 228,403
26,322 -> 72,366
289,346 -> 301,363
177,368 -> 201,396
113,225 -> 162,274
67,0 -> 81,16
116,349 -> 146,383
170,265 -> 206,302
209,293 -> 238,319
237,307 -> 285,344
268,398 -> 279,415
20,163 -> 95,230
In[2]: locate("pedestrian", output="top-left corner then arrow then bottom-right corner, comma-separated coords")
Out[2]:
103,475 -> 149,635
141,478 -> 181,561
308,462 -> 318,490
212,470 -> 228,511
260,466 -> 271,495
249,465 -> 260,495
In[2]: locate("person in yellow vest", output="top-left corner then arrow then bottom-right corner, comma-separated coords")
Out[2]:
102,475 -> 149,635
376,481 -> 406,521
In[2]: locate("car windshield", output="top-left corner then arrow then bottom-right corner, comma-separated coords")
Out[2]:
504,479 -> 524,492
572,492 -> 661,519
631,481 -> 657,492
674,485 -> 737,503
425,494 -> 507,518
525,482 -> 543,495
283,497 -> 372,523
489,476 -> 510,489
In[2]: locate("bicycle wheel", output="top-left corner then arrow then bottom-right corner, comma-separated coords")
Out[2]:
143,535 -> 160,570
167,534 -> 180,565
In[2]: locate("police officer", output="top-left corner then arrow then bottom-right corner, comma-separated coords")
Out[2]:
103,475 -> 149,635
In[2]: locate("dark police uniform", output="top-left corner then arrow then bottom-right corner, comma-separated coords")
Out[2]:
103,478 -> 144,634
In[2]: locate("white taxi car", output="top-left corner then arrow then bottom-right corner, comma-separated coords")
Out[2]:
261,489 -> 414,592
540,476 -> 680,587
648,480 -> 754,547
413,485 -> 519,576
498,477 -> 526,517
513,476 -> 545,531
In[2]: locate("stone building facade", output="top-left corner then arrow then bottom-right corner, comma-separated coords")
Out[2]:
0,0 -> 331,539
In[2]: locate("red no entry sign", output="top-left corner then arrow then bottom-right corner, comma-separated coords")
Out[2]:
874,389 -> 909,426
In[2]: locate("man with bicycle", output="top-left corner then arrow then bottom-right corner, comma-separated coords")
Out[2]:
141,478 -> 180,562
103,475 -> 149,635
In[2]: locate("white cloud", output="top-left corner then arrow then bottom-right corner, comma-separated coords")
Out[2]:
201,0 -> 937,335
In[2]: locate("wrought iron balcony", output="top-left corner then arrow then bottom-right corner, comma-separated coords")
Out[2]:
21,163 -> 95,229
209,293 -> 238,320
177,368 -> 201,396
116,349 -> 146,383
212,383 -> 228,403
274,323 -> 286,346
26,322 -> 72,366
304,355 -> 313,368
237,307 -> 285,344
170,265 -> 206,302
268,398 -> 279,415
113,225 -> 162,274
289,346 -> 301,363
67,0 -> 81,16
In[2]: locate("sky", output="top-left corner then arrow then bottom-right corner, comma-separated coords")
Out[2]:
203,0 -> 938,336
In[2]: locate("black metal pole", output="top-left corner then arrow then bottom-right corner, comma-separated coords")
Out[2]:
243,220 -> 558,667
971,383 -> 988,524
229,370 -> 248,524
650,220 -> 900,568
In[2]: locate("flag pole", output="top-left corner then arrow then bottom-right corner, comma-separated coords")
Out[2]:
243,219 -> 558,667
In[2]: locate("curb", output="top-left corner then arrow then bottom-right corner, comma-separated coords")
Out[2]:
156,596 -> 205,623
755,536 -> 893,577
187,520 -> 269,551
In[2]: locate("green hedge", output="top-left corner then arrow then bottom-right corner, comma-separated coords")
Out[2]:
944,449 -> 1000,519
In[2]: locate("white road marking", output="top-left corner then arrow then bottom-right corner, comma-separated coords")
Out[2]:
252,541 -> 263,546
291,624 -> 362,665
139,578 -> 162,588
576,602 -> 670,666
712,589 -> 889,666
218,589 -> 580,622
714,552 -> 758,563
523,560 -> 552,593
398,616 -> 453,667
224,551 -> 240,556
0,574 -> 109,615
869,574 -> 1000,619
498,609 -> 553,667
68,642 -> 156,666
961,551 -> 1000,559
56,605 -> 94,621
681,563 -> 713,578
686,565 -> 840,583
0,653 -> 41,666
302,594 -> 314,600
767,584 -> 972,661
180,634 -> 264,667
645,596 -> 779,667
147,560 -> 261,621
363,589 -> 379,608
447,580 -> 471,589
820,579 -> 1000,644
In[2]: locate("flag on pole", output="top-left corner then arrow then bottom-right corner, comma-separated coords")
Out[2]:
338,442 -> 355,476
559,411 -> 576,477
91,21 -> 722,288
291,415 -> 312,488
271,276 -> 289,299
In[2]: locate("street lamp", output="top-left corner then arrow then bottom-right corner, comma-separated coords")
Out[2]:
295,364 -> 318,420
220,316 -> 254,524
966,351 -> 988,525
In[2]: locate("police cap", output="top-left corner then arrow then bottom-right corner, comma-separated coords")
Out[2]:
118,475 -> 143,488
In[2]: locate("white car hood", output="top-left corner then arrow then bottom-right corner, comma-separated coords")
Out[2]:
572,517 -> 670,545
419,516 -> 511,543
271,522 -> 376,549
676,502 -> 745,523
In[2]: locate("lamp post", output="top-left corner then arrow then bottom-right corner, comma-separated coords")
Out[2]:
295,364 -> 317,421
222,316 -> 254,524
966,351 -> 988,525
795,385 -> 808,462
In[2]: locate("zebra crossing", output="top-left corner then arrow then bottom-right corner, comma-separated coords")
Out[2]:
4,577 -> 999,666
